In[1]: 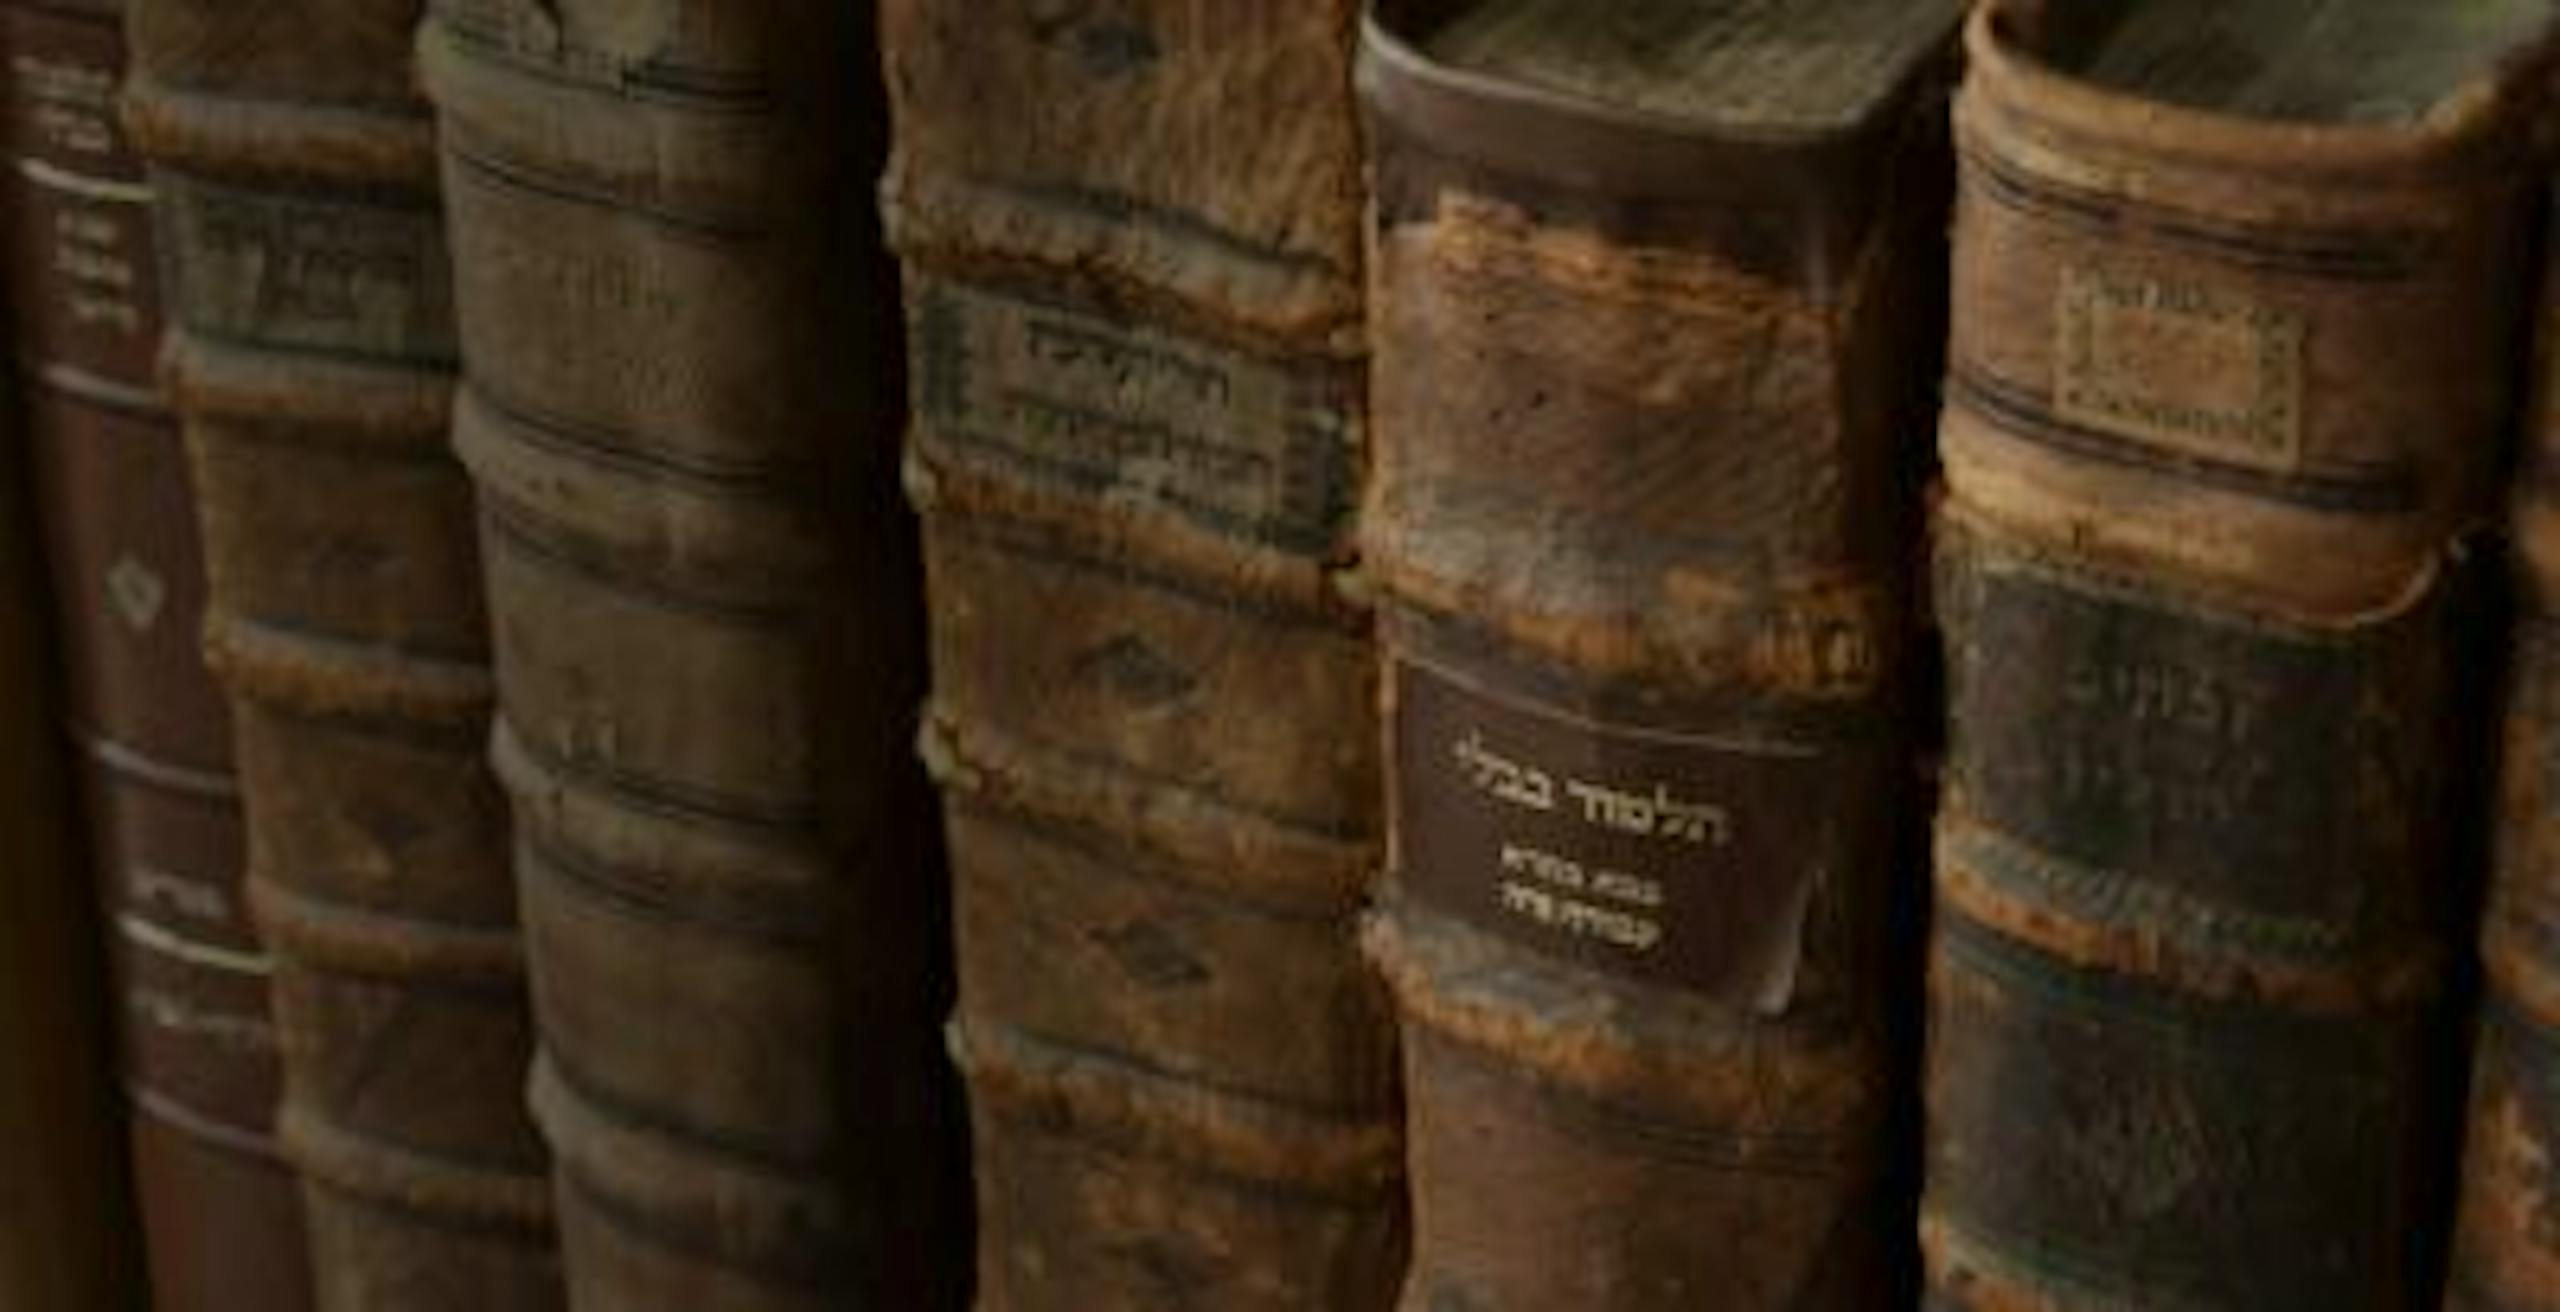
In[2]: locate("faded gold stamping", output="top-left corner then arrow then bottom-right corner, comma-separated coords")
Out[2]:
10,52 -> 115,157
2056,266 -> 2305,474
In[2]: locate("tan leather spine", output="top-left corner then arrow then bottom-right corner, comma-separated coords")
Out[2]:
1361,2 -> 1959,1306
1923,5 -> 2557,1308
419,2 -> 962,1306
123,1 -> 559,1305
0,2 -> 300,1306
881,1 -> 1404,1306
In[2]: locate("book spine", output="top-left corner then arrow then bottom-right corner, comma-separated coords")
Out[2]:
1922,10 -> 2541,1307
0,525 -> 134,1303
0,4 -> 306,1308
881,2 -> 1404,1305
122,2 -> 558,1305
0,19 -> 137,1305
1359,9 -> 1949,1308
2450,204 -> 2560,1312
418,3 -> 961,1305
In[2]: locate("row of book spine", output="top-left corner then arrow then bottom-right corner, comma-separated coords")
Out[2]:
5,0 -> 2560,1309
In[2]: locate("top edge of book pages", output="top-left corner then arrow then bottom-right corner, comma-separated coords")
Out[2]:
2060,0 -> 2553,125
1417,0 -> 1964,131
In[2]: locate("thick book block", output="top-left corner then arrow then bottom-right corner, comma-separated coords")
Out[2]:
123,1 -> 560,1305
1923,4 -> 2555,1308
420,3 -> 961,1306
881,2 -> 1403,1306
2451,205 -> 2560,1312
0,2 -> 299,1307
1362,1 -> 1957,1307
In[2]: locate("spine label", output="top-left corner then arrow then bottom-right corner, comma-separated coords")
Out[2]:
156,174 -> 454,361
8,47 -> 119,163
1942,525 -> 2437,940
908,275 -> 1357,554
1392,655 -> 1868,1004
1,6 -> 160,385
2056,265 -> 2305,473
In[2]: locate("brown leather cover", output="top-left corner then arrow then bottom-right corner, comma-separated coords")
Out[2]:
0,19 -> 139,1287
1924,6 -> 2556,1308
122,2 -> 559,1305
882,1 -> 1405,1306
419,2 -> 961,1305
2451,199 -> 2560,1312
1360,3 -> 1956,1307
0,2 -> 308,1307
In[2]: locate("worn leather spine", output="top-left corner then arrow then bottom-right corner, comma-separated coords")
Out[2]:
882,2 -> 1403,1306
2451,199 -> 2560,1312
123,2 -> 559,1306
0,3 -> 306,1307
0,367 -> 135,1312
1361,3 -> 1955,1307
419,3 -> 958,1307
1924,6 -> 2554,1308
0,15 -> 139,1290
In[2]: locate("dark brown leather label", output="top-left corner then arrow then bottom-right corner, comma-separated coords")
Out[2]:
1392,654 -> 1865,1006
1926,912 -> 2435,1307
1941,522 -> 2443,950
908,273 -> 1359,555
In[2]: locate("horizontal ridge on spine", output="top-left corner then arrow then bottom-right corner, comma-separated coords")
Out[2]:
71,726 -> 239,799
249,876 -> 525,986
923,712 -> 1370,913
1365,895 -> 1880,1119
417,18 -> 820,224
454,388 -> 831,597
951,1021 -> 1402,1197
491,718 -> 835,924
278,1100 -> 553,1234
527,1054 -> 860,1286
120,72 -> 435,191
129,1082 -> 287,1161
205,611 -> 491,726
910,473 -> 1360,621
881,185 -> 1362,354
164,330 -> 454,441
1934,814 -> 2443,1011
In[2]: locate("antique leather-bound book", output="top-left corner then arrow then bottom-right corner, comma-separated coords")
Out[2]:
123,1 -> 559,1305
1362,1 -> 1958,1307
882,1 -> 1403,1305
419,2 -> 959,1305
0,1 -> 307,1306
1924,2 -> 2556,1307
2452,205 -> 2560,1311
0,243 -> 137,1307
